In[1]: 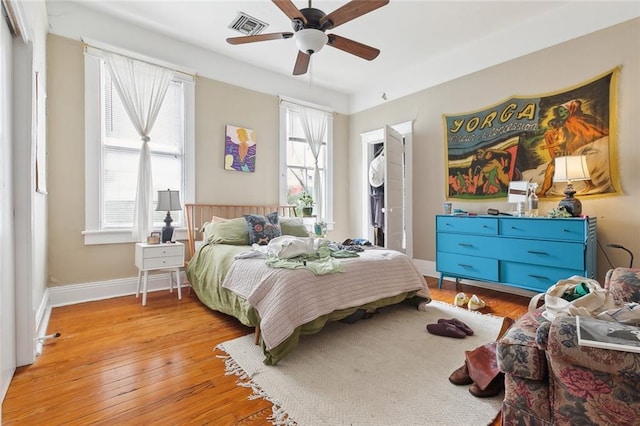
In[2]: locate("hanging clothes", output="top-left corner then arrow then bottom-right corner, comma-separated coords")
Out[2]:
368,149 -> 385,188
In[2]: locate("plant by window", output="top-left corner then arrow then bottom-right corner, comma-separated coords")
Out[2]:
298,192 -> 314,208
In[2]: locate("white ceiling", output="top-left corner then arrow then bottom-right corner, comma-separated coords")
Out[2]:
46,1 -> 639,113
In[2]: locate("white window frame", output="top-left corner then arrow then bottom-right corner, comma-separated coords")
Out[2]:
278,96 -> 334,229
83,42 -> 195,245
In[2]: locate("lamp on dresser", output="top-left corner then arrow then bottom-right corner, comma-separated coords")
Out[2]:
156,189 -> 181,243
553,155 -> 591,217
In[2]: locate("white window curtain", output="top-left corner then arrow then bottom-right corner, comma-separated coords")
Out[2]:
105,54 -> 174,241
296,106 -> 328,219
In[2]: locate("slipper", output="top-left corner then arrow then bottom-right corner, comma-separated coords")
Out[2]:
438,318 -> 474,336
426,322 -> 466,338
454,292 -> 469,307
468,294 -> 486,311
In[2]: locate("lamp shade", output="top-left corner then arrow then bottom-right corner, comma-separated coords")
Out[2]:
294,29 -> 328,54
553,155 -> 590,182
156,189 -> 181,212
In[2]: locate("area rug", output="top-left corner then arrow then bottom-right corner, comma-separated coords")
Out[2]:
217,301 -> 505,426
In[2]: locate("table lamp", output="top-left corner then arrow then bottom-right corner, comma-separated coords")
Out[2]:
156,189 -> 181,243
553,155 -> 590,217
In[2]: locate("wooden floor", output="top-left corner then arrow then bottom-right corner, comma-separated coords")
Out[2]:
2,278 -> 529,425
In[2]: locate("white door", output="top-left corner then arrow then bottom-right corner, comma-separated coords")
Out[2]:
383,125 -> 405,253
1,7 -> 16,405
360,122 -> 412,256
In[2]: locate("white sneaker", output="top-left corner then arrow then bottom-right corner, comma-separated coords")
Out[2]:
454,292 -> 469,307
468,294 -> 486,311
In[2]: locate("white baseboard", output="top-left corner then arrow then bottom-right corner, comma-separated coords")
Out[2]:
48,271 -> 185,307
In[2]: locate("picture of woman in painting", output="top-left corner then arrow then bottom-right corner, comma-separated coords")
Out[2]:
561,99 -> 609,153
539,99 -> 609,195
224,125 -> 256,172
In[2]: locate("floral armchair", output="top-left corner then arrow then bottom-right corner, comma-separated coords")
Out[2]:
497,267 -> 640,425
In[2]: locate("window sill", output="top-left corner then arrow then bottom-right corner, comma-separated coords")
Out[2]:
83,227 -> 188,245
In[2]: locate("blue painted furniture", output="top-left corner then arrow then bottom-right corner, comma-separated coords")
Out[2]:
435,215 -> 597,292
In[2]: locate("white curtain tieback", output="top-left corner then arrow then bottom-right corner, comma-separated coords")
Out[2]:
141,136 -> 150,142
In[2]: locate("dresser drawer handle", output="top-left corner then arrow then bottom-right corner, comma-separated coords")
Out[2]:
527,250 -> 548,255
482,225 -> 489,228
510,226 -> 518,230
458,243 -> 473,247
458,264 -> 473,269
528,274 -> 550,280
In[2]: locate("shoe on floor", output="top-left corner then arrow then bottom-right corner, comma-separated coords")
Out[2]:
438,318 -> 474,336
454,292 -> 469,307
469,374 -> 504,398
426,322 -> 466,338
449,362 -> 473,385
468,294 -> 486,311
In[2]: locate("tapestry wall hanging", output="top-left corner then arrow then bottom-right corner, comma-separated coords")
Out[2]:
443,67 -> 621,200
225,125 -> 256,172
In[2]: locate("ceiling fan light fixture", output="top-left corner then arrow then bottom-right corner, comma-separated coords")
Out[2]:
294,28 -> 328,54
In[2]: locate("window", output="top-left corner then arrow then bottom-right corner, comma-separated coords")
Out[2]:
84,44 -> 194,245
279,98 -> 333,227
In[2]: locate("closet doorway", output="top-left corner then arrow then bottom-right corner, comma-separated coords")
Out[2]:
360,122 -> 413,257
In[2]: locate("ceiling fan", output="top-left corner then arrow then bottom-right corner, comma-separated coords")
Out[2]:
227,0 -> 389,76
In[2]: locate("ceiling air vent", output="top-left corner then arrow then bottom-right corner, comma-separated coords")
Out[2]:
229,12 -> 268,36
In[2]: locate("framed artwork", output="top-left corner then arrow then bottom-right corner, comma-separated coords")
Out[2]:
224,124 -> 256,172
443,68 -> 621,200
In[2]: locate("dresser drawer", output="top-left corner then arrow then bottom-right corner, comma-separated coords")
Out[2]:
140,255 -> 183,270
499,218 -> 586,242
436,252 -> 498,282
141,244 -> 183,259
499,239 -> 585,270
500,261 -> 584,293
436,216 -> 498,235
437,233 -> 498,257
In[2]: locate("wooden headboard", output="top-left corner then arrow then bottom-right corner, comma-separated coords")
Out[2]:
184,204 -> 297,258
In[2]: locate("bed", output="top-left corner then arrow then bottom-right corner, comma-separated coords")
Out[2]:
184,203 -> 431,365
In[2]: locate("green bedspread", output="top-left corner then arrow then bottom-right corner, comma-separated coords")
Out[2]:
186,243 -> 422,365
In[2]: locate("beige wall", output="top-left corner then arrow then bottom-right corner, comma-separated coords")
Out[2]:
349,18 -> 640,283
48,18 -> 638,288
46,34 -> 350,286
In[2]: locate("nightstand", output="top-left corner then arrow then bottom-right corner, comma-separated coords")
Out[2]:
135,242 -> 184,306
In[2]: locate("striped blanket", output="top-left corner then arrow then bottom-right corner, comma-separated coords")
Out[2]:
222,248 -> 429,350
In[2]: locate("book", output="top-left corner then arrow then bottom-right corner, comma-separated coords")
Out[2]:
576,316 -> 640,354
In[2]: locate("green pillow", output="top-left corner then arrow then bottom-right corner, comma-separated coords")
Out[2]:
203,217 -> 249,245
280,217 -> 310,237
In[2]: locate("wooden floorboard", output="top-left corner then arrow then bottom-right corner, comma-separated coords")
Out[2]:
2,277 -> 529,425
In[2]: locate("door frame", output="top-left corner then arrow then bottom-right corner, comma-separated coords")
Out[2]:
360,121 -> 413,258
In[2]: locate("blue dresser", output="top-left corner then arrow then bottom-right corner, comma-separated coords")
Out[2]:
435,215 -> 597,293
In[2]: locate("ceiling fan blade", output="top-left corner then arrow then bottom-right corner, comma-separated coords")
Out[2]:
327,34 -> 380,60
272,0 -> 306,25
227,32 -> 294,45
293,51 -> 311,75
320,0 -> 389,30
